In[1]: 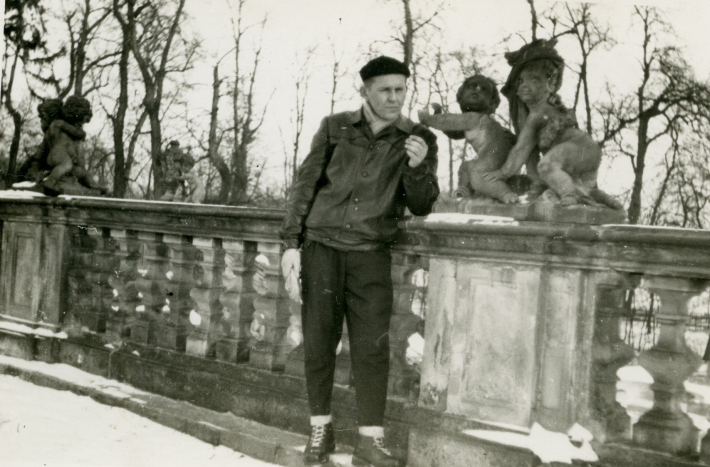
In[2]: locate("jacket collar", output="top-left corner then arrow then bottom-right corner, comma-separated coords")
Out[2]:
347,108 -> 415,134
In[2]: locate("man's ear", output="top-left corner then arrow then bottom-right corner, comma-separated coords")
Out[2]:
359,85 -> 368,100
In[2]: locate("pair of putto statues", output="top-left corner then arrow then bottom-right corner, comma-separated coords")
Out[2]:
418,39 -> 622,210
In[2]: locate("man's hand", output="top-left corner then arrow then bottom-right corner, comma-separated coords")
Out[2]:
281,248 -> 301,302
405,135 -> 428,168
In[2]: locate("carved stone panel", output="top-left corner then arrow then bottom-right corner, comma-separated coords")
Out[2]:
445,261 -> 540,428
0,221 -> 68,328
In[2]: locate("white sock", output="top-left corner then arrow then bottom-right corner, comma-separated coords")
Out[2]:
310,415 -> 332,426
359,426 -> 385,438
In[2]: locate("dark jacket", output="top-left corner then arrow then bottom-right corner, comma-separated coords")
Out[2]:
281,109 -> 439,251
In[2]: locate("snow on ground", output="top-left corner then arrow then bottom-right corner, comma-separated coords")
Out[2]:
0,375 -> 278,467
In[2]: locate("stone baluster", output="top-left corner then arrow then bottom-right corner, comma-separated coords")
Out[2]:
106,230 -> 140,344
66,227 -> 100,332
186,237 -> 225,357
284,297 -> 304,377
589,273 -> 638,442
129,232 -> 168,345
633,276 -> 707,455
388,251 -> 428,400
248,242 -> 290,371
85,228 -> 118,336
216,240 -> 257,363
157,235 -> 198,352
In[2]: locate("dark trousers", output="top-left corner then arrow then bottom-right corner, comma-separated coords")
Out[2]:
301,240 -> 393,426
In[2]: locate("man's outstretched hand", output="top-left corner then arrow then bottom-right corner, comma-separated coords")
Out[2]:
281,248 -> 301,302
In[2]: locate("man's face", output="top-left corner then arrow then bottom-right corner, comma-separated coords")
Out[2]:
360,74 -> 407,121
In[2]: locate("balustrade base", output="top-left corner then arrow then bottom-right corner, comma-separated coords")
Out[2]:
128,320 -> 152,344
73,311 -> 107,333
155,324 -> 187,352
633,410 -> 700,455
408,424 -> 537,467
186,336 -> 209,357
284,345 -> 304,377
215,338 -> 250,363
249,341 -> 286,372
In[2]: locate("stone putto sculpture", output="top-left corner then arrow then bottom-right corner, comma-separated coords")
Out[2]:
418,75 -> 519,204
489,39 -> 622,209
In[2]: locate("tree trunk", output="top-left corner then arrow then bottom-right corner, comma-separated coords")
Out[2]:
402,0 -> 413,66
209,64 -> 231,203
111,28 -> 130,198
628,116 -> 650,224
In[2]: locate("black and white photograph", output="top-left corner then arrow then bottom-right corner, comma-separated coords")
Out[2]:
2,0 -> 710,466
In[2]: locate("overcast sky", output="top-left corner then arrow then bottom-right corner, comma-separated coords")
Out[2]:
166,0 -> 710,193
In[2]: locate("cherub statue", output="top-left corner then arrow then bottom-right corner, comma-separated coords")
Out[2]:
418,75 -> 519,204
485,40 -> 622,209
177,167 -> 206,204
160,141 -> 195,201
42,95 -> 107,196
15,99 -> 85,185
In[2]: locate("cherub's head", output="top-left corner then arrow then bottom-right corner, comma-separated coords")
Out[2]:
62,95 -> 93,126
456,75 -> 500,115
37,99 -> 63,132
516,59 -> 562,106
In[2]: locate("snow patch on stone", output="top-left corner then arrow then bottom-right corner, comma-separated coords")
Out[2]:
464,423 -> 598,464
0,189 -> 45,198
424,213 -> 518,225
0,321 -> 66,339
0,355 -> 149,399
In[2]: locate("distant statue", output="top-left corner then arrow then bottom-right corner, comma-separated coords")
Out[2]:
160,141 -> 195,201
38,95 -> 107,196
177,167 -> 206,204
484,39 -> 622,209
15,99 -> 84,185
418,75 -> 519,204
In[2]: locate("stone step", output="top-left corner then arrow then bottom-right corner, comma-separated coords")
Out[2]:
0,354 -> 356,467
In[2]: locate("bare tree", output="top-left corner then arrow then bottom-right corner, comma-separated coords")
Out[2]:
557,3 -> 615,134
598,7 -> 710,224
2,0 -> 59,186
225,0 -> 269,205
288,48 -> 316,189
113,0 -> 196,199
328,38 -> 348,115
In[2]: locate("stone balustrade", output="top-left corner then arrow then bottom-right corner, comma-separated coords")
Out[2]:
2,197 -> 710,466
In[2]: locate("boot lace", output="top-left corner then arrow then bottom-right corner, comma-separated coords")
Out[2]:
373,437 -> 392,456
309,425 -> 326,447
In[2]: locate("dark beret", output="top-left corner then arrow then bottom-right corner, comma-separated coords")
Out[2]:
359,56 -> 410,81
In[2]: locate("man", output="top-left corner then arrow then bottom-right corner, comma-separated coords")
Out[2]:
280,56 -> 439,467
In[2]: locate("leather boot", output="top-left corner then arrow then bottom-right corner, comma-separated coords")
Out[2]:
352,434 -> 403,467
303,423 -> 335,465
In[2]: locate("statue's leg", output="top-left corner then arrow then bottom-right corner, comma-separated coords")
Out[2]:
538,140 -> 601,205
467,160 -> 517,204
43,156 -> 74,192
454,161 -> 472,197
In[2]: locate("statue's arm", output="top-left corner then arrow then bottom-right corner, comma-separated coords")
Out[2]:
419,112 -> 484,132
498,113 -> 543,177
52,120 -> 86,141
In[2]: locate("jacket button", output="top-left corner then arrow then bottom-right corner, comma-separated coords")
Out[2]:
361,171 -> 368,177
345,224 -> 351,229
353,198 -> 359,203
